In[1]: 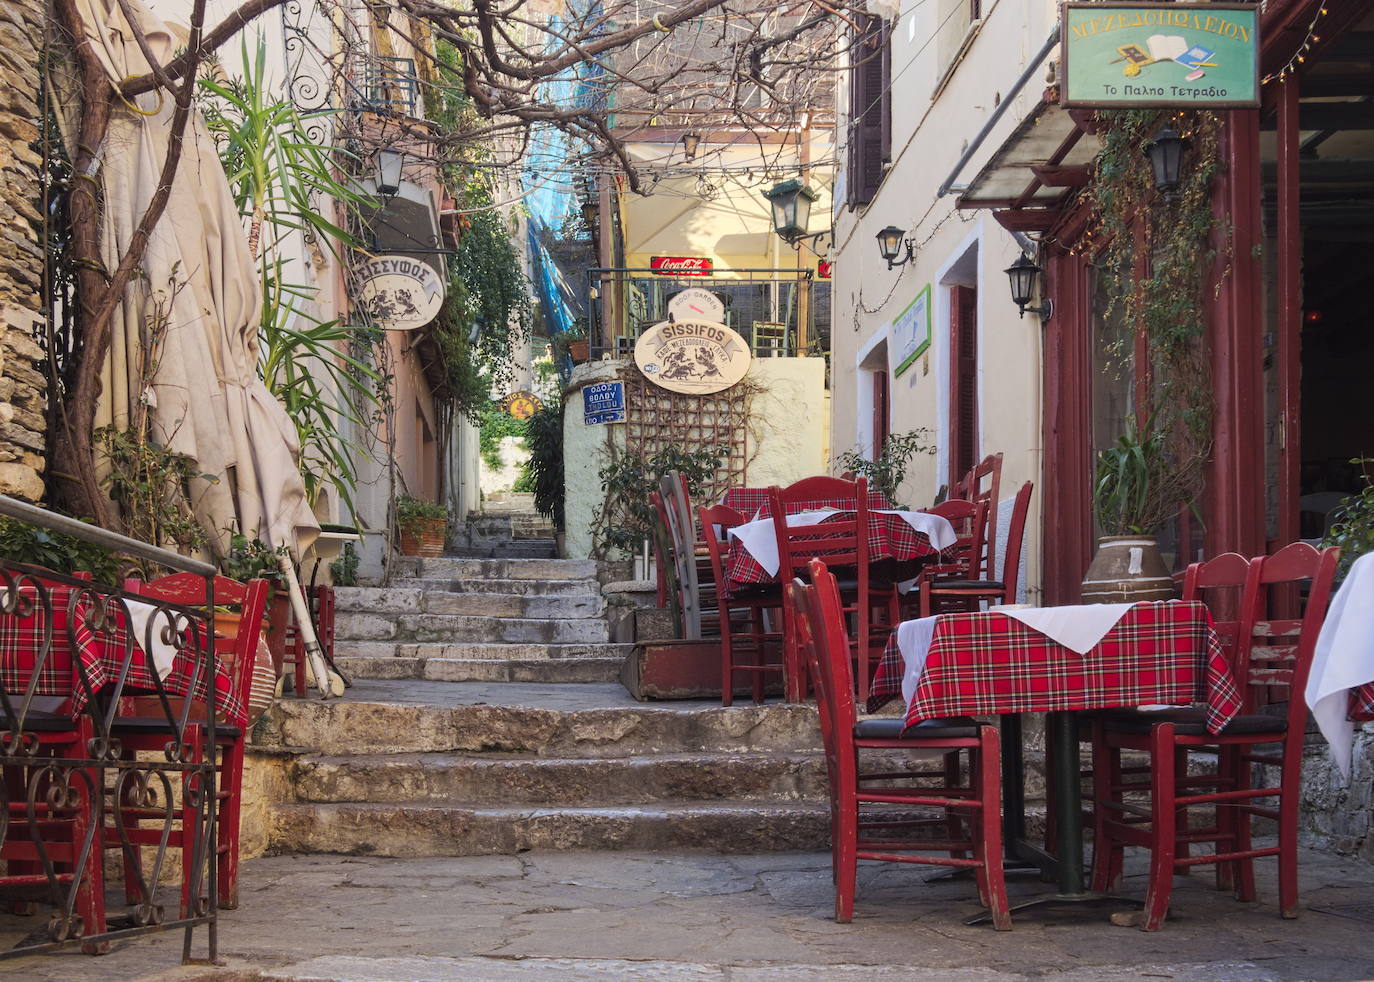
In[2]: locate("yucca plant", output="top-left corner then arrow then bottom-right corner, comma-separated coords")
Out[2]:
1093,416 -> 1176,536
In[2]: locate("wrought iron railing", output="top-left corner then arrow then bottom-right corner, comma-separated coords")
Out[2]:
0,495 -> 222,962
355,56 -> 419,117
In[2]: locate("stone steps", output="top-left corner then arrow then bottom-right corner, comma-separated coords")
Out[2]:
335,611 -> 611,645
271,800 -> 838,856
336,655 -> 625,684
394,557 -> 599,581
396,577 -> 600,597
334,587 -> 605,620
334,642 -> 632,663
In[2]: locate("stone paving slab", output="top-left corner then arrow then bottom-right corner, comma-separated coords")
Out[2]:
7,847 -> 1374,982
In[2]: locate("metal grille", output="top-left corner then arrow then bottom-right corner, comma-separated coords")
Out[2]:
622,369 -> 749,500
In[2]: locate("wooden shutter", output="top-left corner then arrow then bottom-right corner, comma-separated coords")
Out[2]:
872,368 -> 890,460
847,15 -> 891,208
949,285 -> 978,489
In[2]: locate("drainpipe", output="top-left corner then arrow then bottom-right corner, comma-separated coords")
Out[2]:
937,25 -> 1061,198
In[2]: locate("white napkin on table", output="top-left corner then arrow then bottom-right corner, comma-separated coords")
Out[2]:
1306,552 -> 1374,783
897,615 -> 941,709
121,599 -> 180,680
726,509 -> 838,578
997,602 -> 1136,654
873,510 -> 959,552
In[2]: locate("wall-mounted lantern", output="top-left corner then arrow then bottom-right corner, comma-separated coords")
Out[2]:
681,132 -> 701,161
1144,126 -> 1187,198
375,148 -> 404,198
875,225 -> 914,270
1004,253 -> 1053,320
763,179 -> 819,244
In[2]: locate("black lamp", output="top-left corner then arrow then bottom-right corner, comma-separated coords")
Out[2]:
581,199 -> 599,226
1004,253 -> 1052,319
875,225 -> 913,269
763,179 -> 819,244
375,148 -> 404,198
681,132 -> 701,161
1144,126 -> 1187,197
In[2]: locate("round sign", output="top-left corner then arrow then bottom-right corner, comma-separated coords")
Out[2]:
666,287 -> 726,323
634,320 -> 751,395
356,255 -> 445,331
500,391 -> 542,420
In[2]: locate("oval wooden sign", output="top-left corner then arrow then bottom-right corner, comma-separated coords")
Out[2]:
634,320 -> 751,394
356,255 -> 445,330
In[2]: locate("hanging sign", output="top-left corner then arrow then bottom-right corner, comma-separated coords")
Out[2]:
634,320 -> 751,395
666,287 -> 726,323
583,381 -> 626,425
1061,3 -> 1259,108
356,255 -> 446,330
500,391 -> 542,420
650,256 -> 713,276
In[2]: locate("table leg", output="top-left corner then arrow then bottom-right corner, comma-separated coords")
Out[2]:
1050,710 -> 1085,895
1000,714 -> 1026,852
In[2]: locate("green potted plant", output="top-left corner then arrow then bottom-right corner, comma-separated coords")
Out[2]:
1324,458 -> 1374,585
1083,418 -> 1178,603
396,495 -> 448,557
559,320 -> 590,364
835,429 -> 936,509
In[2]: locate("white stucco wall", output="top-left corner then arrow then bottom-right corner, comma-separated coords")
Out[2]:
563,362 -> 625,560
828,0 -> 1060,602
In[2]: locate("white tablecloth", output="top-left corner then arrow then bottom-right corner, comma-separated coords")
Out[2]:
1306,552 -> 1374,782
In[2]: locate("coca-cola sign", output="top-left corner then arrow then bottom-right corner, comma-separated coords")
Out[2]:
817,260 -> 833,280
650,256 -> 713,276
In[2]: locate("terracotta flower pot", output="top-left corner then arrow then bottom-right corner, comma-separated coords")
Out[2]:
399,516 -> 447,557
1081,535 -> 1174,604
568,339 -> 590,363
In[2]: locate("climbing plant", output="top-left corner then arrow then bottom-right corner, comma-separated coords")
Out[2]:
1080,109 -> 1228,521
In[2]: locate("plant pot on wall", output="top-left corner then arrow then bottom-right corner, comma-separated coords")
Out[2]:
568,339 -> 590,363
1080,535 -> 1174,604
399,516 -> 446,557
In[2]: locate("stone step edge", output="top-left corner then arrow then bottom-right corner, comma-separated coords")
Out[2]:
332,643 -> 633,659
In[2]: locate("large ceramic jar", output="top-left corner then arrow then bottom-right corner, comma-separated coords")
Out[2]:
1080,535 -> 1174,604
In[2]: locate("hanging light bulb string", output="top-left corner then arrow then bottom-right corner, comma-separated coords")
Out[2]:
1262,4 -> 1327,85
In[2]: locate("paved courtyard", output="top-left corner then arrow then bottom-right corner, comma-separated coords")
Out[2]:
6,845 -> 1374,981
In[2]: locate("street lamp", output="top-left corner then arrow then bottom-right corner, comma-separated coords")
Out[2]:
763,179 -> 818,245
581,199 -> 599,227
375,148 -> 404,198
681,132 -> 701,161
1004,253 -> 1052,320
1144,126 -> 1187,198
875,225 -> 913,269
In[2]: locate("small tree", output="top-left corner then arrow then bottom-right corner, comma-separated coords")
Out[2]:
593,446 -> 724,557
836,430 -> 936,508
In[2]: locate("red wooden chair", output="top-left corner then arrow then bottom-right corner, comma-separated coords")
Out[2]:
794,559 -> 1011,928
953,453 -> 1003,579
114,572 -> 268,916
919,482 -> 1033,616
769,477 -> 898,702
699,504 -> 784,705
1089,543 -> 1339,929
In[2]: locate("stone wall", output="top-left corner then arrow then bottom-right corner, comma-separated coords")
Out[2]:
0,0 -> 48,502
1303,732 -> 1374,862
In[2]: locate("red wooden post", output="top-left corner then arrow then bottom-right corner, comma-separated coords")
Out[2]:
1275,78 -> 1302,553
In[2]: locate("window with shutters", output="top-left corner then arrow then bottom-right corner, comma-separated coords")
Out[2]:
948,284 -> 978,490
846,14 -> 891,209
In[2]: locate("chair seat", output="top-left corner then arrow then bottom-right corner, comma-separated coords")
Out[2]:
854,715 -> 980,739
0,710 -> 80,733
1101,711 -> 1285,737
113,717 -> 243,739
929,579 -> 1004,592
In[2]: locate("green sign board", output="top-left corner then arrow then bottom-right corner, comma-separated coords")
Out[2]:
1062,3 -> 1260,108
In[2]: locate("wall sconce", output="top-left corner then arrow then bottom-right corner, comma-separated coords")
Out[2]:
1144,126 -> 1187,199
681,132 -> 701,161
875,225 -> 914,269
1004,253 -> 1053,320
375,148 -> 404,198
581,199 -> 599,226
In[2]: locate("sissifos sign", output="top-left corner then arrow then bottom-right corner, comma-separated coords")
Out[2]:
355,255 -> 446,330
634,320 -> 751,395
650,256 -> 713,276
1061,3 -> 1259,108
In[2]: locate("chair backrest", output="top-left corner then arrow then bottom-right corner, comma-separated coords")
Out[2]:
920,498 -> 988,580
1181,552 -> 1251,663
954,453 -> 1003,576
786,577 -> 834,751
776,475 -> 864,509
659,473 -> 702,639
649,491 -> 671,609
806,559 -> 859,759
129,572 -> 270,707
996,481 -> 1034,601
698,504 -> 746,600
1236,542 -> 1339,720
768,477 -> 870,582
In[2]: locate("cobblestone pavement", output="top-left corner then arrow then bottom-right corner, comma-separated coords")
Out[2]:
5,846 -> 1374,981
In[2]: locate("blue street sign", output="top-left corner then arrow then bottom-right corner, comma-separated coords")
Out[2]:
583,381 -> 626,425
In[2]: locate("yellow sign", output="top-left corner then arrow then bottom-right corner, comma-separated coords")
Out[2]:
500,391 -> 542,420
634,320 -> 751,395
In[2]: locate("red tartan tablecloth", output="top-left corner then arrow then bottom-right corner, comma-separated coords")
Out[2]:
719,487 -> 893,519
868,601 -> 1242,735
1352,683 -> 1374,722
724,510 -> 945,590
0,583 -> 246,727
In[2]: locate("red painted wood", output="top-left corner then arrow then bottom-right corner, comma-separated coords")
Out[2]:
1275,78 -> 1302,556
948,285 -> 979,491
1206,112 -> 1266,559
872,368 -> 890,460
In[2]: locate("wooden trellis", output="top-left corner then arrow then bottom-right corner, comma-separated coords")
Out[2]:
622,369 -> 750,501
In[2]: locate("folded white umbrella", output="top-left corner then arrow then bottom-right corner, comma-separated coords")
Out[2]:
1306,552 -> 1374,783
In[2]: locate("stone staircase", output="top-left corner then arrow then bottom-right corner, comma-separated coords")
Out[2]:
258,552 -> 1048,858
